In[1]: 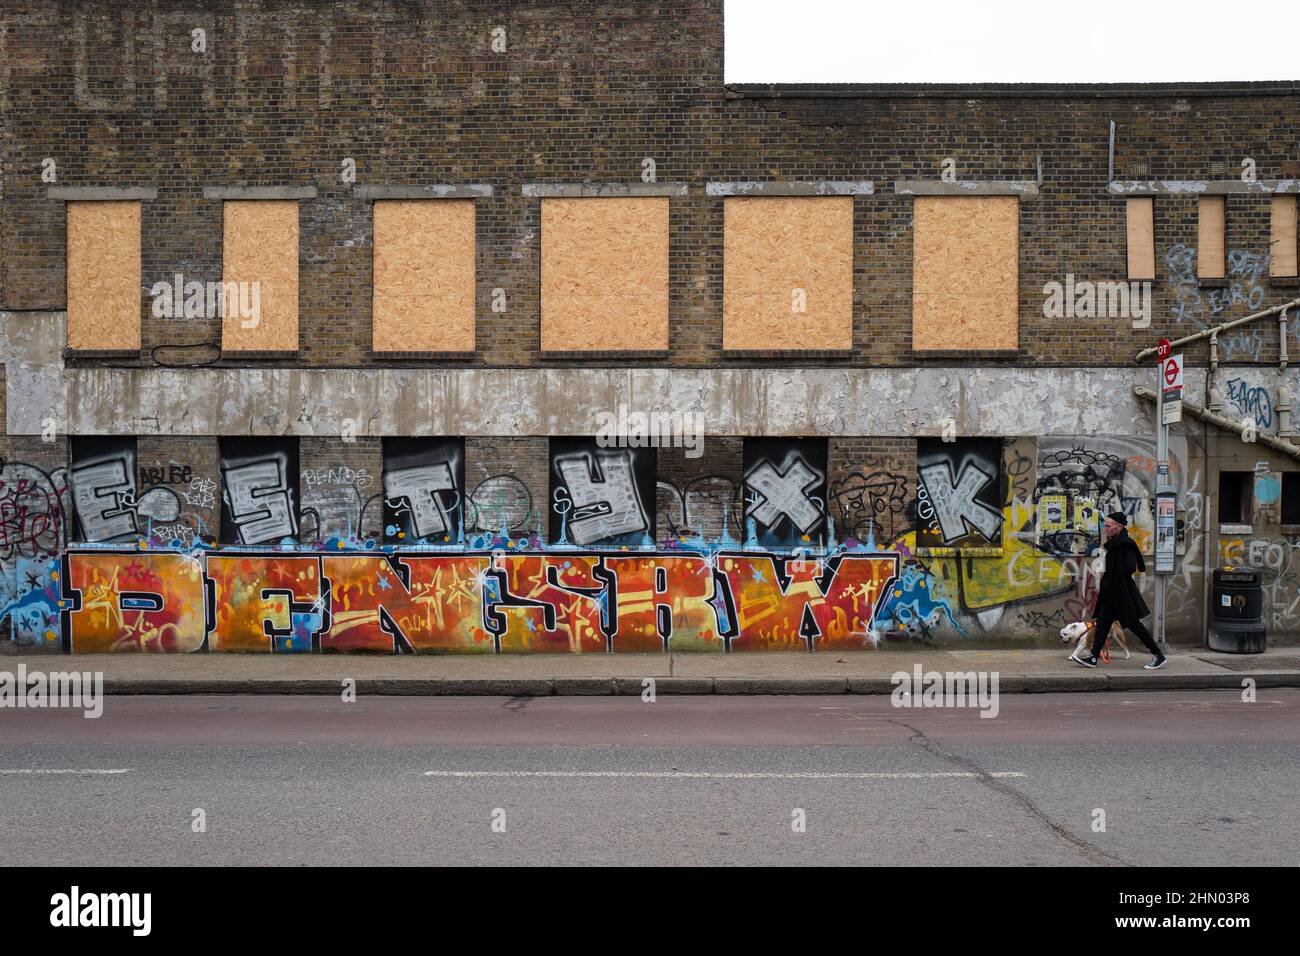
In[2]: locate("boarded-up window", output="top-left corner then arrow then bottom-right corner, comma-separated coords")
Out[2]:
723,197 -> 853,351
372,200 -> 476,352
1272,196 -> 1299,278
1126,197 -> 1156,280
912,196 -> 1018,352
66,201 -> 141,352
221,200 -> 299,352
540,197 -> 668,352
1198,196 -> 1226,279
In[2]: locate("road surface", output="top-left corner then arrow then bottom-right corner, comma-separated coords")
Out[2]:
1,690 -> 1297,865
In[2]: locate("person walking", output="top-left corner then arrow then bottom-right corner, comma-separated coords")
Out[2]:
1072,511 -> 1167,669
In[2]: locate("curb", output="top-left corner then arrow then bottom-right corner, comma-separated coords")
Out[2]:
93,672 -> 1300,696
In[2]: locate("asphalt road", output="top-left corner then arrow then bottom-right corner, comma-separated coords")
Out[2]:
1,690 -> 1297,865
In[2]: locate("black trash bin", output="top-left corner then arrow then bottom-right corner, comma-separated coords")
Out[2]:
1208,567 -> 1266,653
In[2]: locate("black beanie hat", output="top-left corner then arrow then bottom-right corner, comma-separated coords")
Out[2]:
1107,511 -> 1127,526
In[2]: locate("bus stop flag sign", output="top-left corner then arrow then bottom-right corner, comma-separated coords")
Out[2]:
1161,352 -> 1183,425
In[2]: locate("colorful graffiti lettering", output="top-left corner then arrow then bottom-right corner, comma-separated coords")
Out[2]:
55,548 -> 899,654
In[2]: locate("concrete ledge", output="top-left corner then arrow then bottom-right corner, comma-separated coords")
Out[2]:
553,678 -> 617,695
847,678 -> 896,694
1108,180 -> 1300,195
522,183 -> 688,198
48,187 -> 158,201
895,180 -> 1039,197
714,677 -> 850,695
202,186 -> 318,200
1008,675 -> 1112,693
56,365 -> 1174,439
614,677 -> 715,695
354,184 -> 493,200
705,181 -> 874,196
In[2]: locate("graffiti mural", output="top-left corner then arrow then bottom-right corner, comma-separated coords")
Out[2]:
0,433 -> 1214,651
915,438 -> 1002,554
55,547 -> 899,654
69,437 -> 180,544
743,438 -> 827,548
382,438 -> 464,544
549,438 -> 656,547
0,459 -> 70,645
219,438 -> 300,545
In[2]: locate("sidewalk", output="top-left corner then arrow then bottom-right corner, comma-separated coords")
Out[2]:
2,647 -> 1298,695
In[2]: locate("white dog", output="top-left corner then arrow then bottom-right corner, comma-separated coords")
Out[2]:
1060,620 -> 1130,662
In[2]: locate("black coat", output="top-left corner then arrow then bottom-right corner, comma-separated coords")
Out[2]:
1091,528 -> 1150,625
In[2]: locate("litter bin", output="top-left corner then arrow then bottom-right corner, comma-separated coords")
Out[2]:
1208,567 -> 1266,653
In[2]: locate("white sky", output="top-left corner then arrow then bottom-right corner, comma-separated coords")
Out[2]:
725,0 -> 1300,84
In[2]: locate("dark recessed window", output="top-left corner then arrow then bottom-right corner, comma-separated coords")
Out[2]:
1283,473 -> 1300,525
1219,471 -> 1252,525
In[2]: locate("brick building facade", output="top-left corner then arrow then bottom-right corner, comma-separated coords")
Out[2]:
2,0 -> 1299,653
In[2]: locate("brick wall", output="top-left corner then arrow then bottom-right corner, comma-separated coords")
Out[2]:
3,2 -> 1295,370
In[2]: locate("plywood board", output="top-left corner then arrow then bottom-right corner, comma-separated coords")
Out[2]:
722,196 -> 853,351
372,200 -> 476,352
66,201 -> 141,352
1198,195 -> 1226,278
1272,196 -> 1298,277
912,196 -> 1018,351
221,200 -> 299,352
1126,197 -> 1155,280
540,197 -> 668,351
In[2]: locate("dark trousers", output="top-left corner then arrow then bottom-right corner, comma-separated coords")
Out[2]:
1090,614 -> 1161,657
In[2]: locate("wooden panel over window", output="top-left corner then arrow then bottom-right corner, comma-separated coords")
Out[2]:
372,199 -> 476,353
1272,196 -> 1298,278
912,195 -> 1019,352
66,201 -> 141,353
1198,195 -> 1226,279
723,196 -> 853,351
1126,197 -> 1156,281
221,200 -> 299,352
540,197 -> 669,352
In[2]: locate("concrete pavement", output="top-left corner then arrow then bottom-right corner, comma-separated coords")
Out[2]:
1,646 -> 1299,695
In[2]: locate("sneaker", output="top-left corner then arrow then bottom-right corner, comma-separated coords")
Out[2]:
1144,654 -> 1168,670
1072,653 -> 1098,668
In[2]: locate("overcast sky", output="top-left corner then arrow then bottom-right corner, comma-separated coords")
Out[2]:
724,0 -> 1300,84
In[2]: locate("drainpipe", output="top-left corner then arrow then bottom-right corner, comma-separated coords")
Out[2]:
1135,296 -> 1300,361
1281,306 -> 1291,370
1134,386 -> 1300,459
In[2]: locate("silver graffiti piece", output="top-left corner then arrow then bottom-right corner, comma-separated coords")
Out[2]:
744,454 -> 824,534
554,451 -> 648,545
383,463 -> 457,539
223,457 -> 297,545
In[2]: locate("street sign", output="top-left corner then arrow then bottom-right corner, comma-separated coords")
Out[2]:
1156,337 -> 1172,362
1161,352 -> 1183,424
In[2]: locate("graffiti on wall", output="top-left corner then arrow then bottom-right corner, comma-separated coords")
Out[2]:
915,438 -> 1002,553
550,439 -> 656,547
829,467 -> 909,547
743,438 -> 828,548
0,459 -> 69,644
69,437 -> 180,544
381,438 -> 464,544
56,547 -> 900,654
219,438 -> 299,545
0,434 -> 1215,650
1167,245 -> 1277,361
